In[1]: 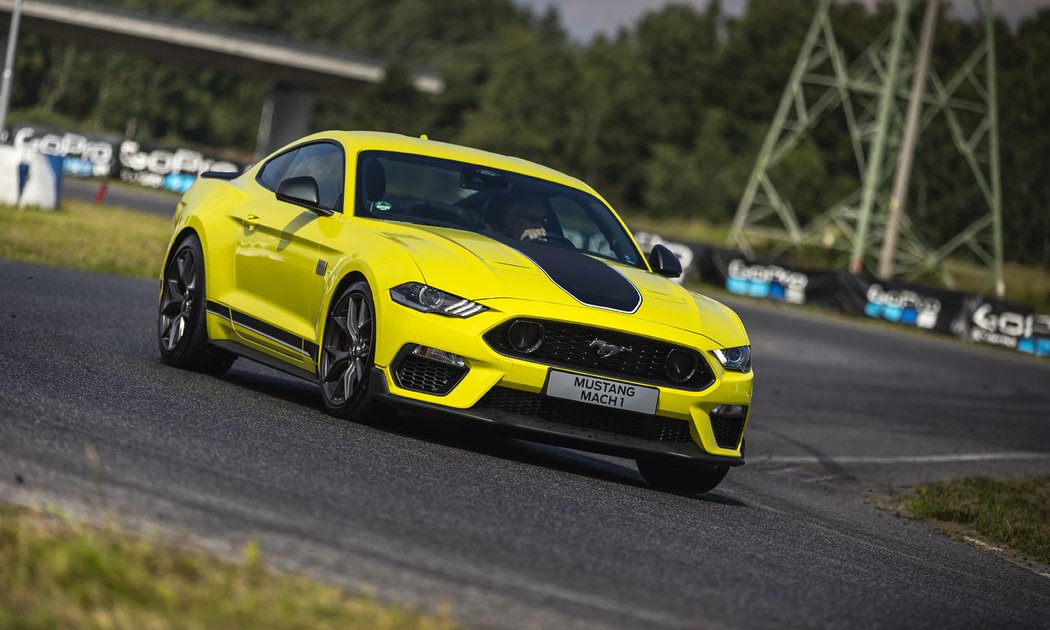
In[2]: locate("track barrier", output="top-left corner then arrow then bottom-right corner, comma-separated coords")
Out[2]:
684,242 -> 1050,358
0,145 -> 63,208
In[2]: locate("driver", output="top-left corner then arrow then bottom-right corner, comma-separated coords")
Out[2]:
500,193 -> 548,241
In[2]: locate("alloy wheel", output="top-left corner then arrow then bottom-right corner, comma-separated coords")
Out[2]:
321,291 -> 373,405
159,248 -> 198,352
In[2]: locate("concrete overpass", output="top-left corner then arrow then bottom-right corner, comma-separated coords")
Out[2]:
0,0 -> 443,155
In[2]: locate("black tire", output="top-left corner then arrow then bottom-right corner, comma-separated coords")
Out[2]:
319,280 -> 384,420
636,457 -> 729,494
157,234 -> 236,376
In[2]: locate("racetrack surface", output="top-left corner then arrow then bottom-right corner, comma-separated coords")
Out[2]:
62,177 -> 179,217
1,259 -> 1049,628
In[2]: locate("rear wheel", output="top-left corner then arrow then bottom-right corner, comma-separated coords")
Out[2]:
636,457 -> 729,494
157,234 -> 235,375
319,280 -> 384,420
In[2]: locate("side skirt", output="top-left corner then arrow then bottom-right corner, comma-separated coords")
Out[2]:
210,339 -> 320,384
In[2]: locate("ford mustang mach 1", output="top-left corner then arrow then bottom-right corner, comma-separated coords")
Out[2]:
157,131 -> 753,493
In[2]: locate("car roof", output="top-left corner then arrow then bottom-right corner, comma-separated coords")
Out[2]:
303,130 -> 599,197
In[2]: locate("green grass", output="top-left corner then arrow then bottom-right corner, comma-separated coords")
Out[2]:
0,505 -> 458,630
621,213 -> 731,245
944,259 -> 1050,313
905,476 -> 1050,565
0,200 -> 170,279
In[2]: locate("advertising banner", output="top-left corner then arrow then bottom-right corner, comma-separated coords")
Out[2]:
836,271 -> 970,336
687,243 -> 1049,358
12,124 -> 118,178
9,124 -> 244,193
691,244 -> 840,307
118,140 -> 241,193
953,296 -> 1050,357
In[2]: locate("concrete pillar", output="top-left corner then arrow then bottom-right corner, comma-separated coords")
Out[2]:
255,83 -> 316,158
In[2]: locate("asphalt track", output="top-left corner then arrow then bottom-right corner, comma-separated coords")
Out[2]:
2,259 -> 1049,629
62,177 -> 180,216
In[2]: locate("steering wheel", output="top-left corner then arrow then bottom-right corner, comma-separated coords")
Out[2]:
536,233 -> 575,248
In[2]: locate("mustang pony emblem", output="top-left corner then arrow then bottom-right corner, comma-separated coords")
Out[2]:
589,339 -> 632,359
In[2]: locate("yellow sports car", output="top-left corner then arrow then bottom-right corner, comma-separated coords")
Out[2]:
158,131 -> 753,493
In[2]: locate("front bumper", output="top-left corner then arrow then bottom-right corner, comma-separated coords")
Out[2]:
372,294 -> 753,463
370,369 -> 744,466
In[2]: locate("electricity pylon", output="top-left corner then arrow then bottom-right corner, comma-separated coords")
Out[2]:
727,0 -> 1003,296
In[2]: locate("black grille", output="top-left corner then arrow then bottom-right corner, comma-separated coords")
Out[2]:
711,415 -> 745,449
484,319 -> 715,390
474,387 -> 693,443
394,354 -> 467,395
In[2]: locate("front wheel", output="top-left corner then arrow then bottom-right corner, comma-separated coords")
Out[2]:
636,457 -> 729,494
319,280 -> 384,420
157,234 -> 235,375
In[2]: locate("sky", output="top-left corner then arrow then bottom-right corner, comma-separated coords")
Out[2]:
517,0 -> 1050,41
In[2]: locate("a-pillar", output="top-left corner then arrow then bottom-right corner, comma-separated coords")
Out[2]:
255,83 -> 316,159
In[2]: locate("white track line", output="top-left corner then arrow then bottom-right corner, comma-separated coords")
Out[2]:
963,536 -> 1005,552
963,537 -> 1050,580
757,452 -> 1050,465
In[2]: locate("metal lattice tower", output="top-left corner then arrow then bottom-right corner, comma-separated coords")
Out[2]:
727,0 -> 1003,295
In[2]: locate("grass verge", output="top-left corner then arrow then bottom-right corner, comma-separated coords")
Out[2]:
622,213 -> 731,245
0,200 -> 169,280
0,504 -> 458,629
904,476 -> 1050,566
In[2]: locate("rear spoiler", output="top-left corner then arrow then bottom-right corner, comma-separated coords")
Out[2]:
200,170 -> 240,180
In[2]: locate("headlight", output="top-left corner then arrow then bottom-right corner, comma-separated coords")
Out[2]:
390,282 -> 487,317
712,346 -> 751,372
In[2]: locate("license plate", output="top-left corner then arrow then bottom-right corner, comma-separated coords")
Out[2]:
545,370 -> 658,415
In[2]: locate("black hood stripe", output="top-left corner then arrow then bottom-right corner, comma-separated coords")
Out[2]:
500,238 -> 642,313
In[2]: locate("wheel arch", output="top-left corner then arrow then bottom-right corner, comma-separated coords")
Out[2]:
162,227 -> 200,271
317,269 -> 370,346
159,227 -> 205,307
161,216 -> 214,293
332,270 -> 369,302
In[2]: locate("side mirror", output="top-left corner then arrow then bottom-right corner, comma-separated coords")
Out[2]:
275,176 -> 330,215
648,244 -> 682,278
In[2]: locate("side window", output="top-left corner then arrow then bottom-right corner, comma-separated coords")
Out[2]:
257,149 -> 297,191
281,142 -> 345,211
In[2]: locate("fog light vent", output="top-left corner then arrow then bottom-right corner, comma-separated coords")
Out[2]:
507,320 -> 544,354
411,344 -> 465,367
711,404 -> 747,418
665,348 -> 698,383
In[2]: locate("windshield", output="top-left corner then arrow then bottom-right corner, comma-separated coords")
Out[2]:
354,150 -> 645,268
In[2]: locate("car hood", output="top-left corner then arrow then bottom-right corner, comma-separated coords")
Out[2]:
372,222 -> 748,347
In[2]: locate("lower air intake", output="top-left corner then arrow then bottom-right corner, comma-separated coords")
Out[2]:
394,354 -> 466,395
710,415 -> 745,449
474,387 -> 692,443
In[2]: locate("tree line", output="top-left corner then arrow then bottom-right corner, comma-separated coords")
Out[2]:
9,0 -> 1049,267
